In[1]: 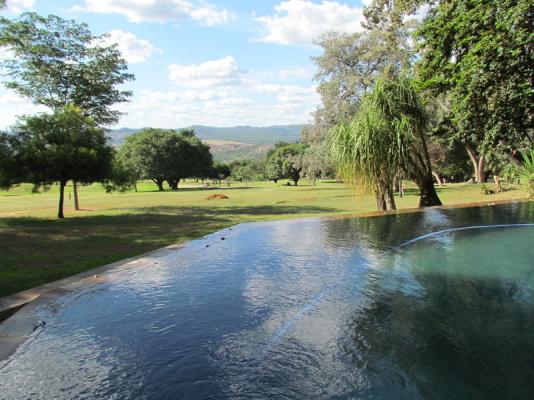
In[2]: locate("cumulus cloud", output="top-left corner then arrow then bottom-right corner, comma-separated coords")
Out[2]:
0,89 -> 47,129
168,56 -> 242,88
3,0 -> 34,14
256,0 -> 365,46
102,30 -> 161,64
80,0 -> 235,26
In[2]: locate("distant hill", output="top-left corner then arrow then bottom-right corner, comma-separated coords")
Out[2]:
108,124 -> 307,146
108,124 -> 308,162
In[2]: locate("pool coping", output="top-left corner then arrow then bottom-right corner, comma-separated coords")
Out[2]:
0,197 -> 531,362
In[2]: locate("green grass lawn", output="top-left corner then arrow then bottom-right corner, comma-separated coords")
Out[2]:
0,179 -> 530,297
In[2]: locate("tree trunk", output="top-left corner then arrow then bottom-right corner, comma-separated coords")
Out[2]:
58,180 -> 66,219
73,181 -> 80,210
416,177 -> 443,207
167,179 -> 179,190
477,156 -> 485,183
432,172 -> 443,186
465,144 -> 485,183
134,183 -> 138,193
375,191 -> 387,211
385,187 -> 396,210
399,178 -> 403,198
155,179 -> 164,191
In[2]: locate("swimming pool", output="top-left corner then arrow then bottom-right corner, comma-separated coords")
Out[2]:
1,202 -> 534,399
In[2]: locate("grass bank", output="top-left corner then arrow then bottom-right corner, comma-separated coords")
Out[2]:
0,180 -> 529,297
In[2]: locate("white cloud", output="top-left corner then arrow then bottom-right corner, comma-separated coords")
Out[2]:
80,0 -> 234,26
256,0 -> 365,46
102,30 -> 161,64
127,56 -> 321,126
0,89 -> 47,129
3,0 -> 34,14
168,56 -> 242,88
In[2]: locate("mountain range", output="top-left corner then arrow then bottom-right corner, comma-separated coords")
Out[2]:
109,124 -> 307,162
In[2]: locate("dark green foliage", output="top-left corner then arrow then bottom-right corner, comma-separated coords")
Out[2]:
427,137 -> 473,182
0,12 -> 133,125
228,159 -> 266,182
265,142 -> 307,186
416,0 -> 534,177
0,132 -> 15,189
210,162 -> 231,182
117,128 -> 213,191
7,105 -> 114,217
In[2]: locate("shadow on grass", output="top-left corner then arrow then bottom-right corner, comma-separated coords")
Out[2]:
0,204 -> 333,297
137,185 -> 258,193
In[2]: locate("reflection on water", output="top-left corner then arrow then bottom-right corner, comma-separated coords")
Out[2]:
1,202 -> 534,399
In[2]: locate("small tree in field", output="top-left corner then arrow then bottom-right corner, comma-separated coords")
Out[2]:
266,142 -> 307,186
7,106 -> 113,218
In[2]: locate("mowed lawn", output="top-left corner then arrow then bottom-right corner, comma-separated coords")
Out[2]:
0,180 -> 530,297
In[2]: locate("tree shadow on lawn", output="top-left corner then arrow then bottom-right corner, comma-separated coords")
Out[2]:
137,185 -> 257,193
0,204 -> 333,297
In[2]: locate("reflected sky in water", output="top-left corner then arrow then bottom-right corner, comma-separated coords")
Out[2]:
1,202 -> 534,399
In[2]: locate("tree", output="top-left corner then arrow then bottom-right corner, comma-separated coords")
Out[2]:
416,0 -> 534,183
6,106 -> 113,218
308,21 -> 416,174
0,132 -> 15,189
229,159 -> 266,182
301,142 -> 335,185
265,142 -> 307,186
0,12 -> 133,209
118,129 -> 213,191
329,75 -> 441,210
517,148 -> 534,196
427,136 -> 472,184
210,162 -> 231,185
0,12 -> 133,125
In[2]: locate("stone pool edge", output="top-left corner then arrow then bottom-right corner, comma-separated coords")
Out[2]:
0,242 -> 186,361
0,197 -> 531,362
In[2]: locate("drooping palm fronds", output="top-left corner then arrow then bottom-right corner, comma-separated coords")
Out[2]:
518,148 -> 534,196
329,74 -> 442,210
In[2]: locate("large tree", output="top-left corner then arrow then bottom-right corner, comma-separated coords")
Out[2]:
0,12 -> 134,208
0,12 -> 133,125
6,105 -> 113,218
329,75 -> 441,210
118,129 -> 213,191
416,0 -> 534,183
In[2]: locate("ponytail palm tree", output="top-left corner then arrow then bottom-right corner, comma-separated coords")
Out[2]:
518,148 -> 534,196
329,75 -> 442,210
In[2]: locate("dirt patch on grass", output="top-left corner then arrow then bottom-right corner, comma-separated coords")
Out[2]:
207,194 -> 229,200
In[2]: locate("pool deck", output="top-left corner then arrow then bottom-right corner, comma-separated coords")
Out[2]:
0,197 -> 531,362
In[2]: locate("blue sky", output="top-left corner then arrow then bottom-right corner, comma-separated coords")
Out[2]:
0,0 -> 368,128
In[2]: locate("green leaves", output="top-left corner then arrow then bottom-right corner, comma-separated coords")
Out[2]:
118,128 -> 214,190
0,12 -> 134,125
329,74 -> 441,207
517,148 -> 534,196
416,0 -> 534,165
265,142 -> 307,185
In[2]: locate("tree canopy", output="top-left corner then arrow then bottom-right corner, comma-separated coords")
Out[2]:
0,12 -> 133,125
329,75 -> 441,210
4,105 -> 113,218
118,128 -> 213,191
416,0 -> 534,181
266,142 -> 307,186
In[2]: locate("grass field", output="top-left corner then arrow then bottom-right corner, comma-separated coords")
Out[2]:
0,179 -> 530,297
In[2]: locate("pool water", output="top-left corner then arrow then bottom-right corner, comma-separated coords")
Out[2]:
1,202 -> 534,399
